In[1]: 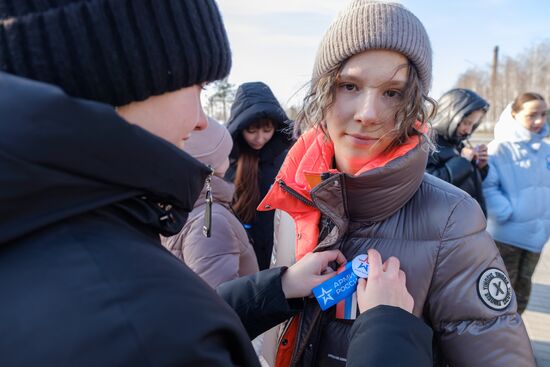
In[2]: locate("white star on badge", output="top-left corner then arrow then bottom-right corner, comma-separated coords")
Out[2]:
319,287 -> 334,305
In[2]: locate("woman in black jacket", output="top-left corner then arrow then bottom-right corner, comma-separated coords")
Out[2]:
427,88 -> 490,214
225,82 -> 294,270
0,1 -> 308,365
0,1 -> 432,366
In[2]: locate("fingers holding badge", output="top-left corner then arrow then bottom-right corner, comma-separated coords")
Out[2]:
352,253 -> 370,278
357,249 -> 414,314
281,249 -> 347,299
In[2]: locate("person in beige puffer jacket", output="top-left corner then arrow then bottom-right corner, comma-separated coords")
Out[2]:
162,117 -> 259,288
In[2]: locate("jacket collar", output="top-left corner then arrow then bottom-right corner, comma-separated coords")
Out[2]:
0,72 -> 210,244
276,128 -> 428,222
321,141 -> 427,223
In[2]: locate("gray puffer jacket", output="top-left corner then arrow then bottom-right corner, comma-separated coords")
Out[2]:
264,135 -> 534,366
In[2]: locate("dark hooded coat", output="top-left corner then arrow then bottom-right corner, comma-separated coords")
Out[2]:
225,82 -> 293,270
427,88 -> 490,214
0,73 -> 298,367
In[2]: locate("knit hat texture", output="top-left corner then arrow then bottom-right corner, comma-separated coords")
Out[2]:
0,0 -> 231,106
184,117 -> 233,174
313,0 -> 432,91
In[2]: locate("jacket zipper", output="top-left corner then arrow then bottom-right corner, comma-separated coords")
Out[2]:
293,232 -> 351,366
278,179 -> 316,207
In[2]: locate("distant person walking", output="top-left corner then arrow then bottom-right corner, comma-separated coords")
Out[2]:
427,88 -> 490,214
483,92 -> 550,313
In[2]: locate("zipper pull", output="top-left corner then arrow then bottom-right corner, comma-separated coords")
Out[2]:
202,166 -> 214,238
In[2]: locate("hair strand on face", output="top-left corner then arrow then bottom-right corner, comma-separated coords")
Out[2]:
295,60 -> 437,153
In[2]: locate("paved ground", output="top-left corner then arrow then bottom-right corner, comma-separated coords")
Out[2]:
523,242 -> 550,366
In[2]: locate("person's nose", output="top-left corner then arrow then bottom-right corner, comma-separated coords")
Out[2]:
464,124 -> 473,135
354,91 -> 380,126
194,106 -> 207,131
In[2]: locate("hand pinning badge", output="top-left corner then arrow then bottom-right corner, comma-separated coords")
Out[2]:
312,254 -> 369,311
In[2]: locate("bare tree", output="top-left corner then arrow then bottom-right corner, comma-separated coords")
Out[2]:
454,40 -> 550,131
206,78 -> 236,123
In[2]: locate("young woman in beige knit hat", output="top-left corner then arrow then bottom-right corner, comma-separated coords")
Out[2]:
259,1 -> 535,366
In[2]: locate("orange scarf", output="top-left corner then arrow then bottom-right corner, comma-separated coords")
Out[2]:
258,127 -> 421,260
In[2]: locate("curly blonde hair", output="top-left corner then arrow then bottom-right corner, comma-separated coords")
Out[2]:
295,60 -> 437,152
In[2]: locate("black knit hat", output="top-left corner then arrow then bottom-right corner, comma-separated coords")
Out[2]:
0,0 -> 231,106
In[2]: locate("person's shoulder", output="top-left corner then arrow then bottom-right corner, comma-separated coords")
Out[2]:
428,142 -> 457,164
211,204 -> 241,232
179,205 -> 205,231
434,135 -> 456,149
272,144 -> 289,165
210,204 -> 250,242
1,72 -> 74,123
419,173 -> 471,203
224,162 -> 237,182
1,72 -> 63,98
415,174 -> 486,234
488,139 -> 513,155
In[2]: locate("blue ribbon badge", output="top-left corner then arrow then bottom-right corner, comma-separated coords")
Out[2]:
312,254 -> 369,311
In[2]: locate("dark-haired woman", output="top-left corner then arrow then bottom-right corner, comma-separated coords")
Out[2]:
225,82 -> 293,270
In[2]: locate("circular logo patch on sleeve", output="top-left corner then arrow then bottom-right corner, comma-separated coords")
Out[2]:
477,268 -> 512,310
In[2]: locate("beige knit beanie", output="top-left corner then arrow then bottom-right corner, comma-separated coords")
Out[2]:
183,117 -> 233,175
313,0 -> 432,91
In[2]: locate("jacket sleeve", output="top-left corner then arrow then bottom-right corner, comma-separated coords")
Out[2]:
482,149 -> 513,223
217,267 -> 303,339
427,148 -> 473,185
347,306 -> 432,367
178,272 -> 263,367
427,197 -> 535,366
183,212 -> 241,288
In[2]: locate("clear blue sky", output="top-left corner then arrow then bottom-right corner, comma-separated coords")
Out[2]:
213,0 -> 549,108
